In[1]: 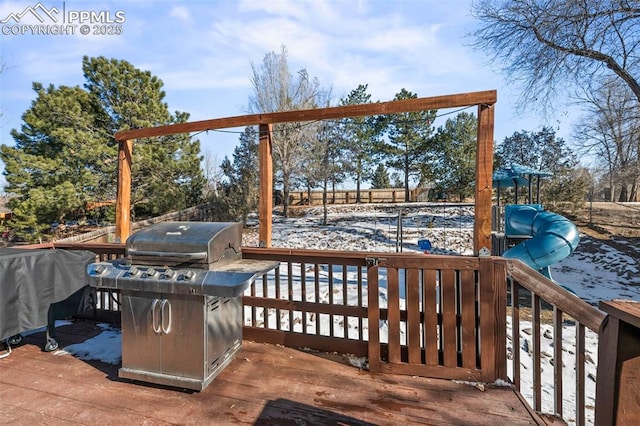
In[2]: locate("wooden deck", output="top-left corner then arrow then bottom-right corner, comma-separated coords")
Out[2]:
0,320 -> 544,425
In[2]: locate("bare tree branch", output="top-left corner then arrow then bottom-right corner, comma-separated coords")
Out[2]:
471,0 -> 640,112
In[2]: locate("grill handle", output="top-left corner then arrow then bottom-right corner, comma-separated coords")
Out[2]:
127,250 -> 208,260
161,299 -> 172,334
151,299 -> 162,334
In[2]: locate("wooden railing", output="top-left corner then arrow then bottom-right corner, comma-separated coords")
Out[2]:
505,259 -> 605,426
242,248 -> 507,382
29,242 -> 609,424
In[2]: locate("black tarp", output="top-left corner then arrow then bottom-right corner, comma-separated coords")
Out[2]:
0,248 -> 95,340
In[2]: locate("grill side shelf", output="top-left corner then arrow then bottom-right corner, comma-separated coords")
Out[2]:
86,260 -> 279,297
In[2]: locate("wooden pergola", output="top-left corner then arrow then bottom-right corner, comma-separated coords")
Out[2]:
113,90 -> 496,255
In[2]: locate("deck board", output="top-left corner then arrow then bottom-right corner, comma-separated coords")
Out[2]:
0,320 -> 544,425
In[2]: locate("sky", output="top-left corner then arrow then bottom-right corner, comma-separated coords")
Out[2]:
0,0 -> 582,193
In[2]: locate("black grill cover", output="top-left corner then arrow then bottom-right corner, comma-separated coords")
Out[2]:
0,248 -> 95,340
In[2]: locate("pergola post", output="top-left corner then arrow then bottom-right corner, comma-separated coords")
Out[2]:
258,124 -> 273,247
474,103 -> 495,255
115,139 -> 133,243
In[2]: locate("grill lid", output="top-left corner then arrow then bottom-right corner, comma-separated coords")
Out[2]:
126,222 -> 242,267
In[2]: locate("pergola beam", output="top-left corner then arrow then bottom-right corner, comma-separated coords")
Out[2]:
115,90 -> 497,141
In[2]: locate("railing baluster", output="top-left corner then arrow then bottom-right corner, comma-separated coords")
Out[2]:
533,293 -> 542,412
328,264 -> 334,337
576,322 -> 586,426
343,264 -> 348,339
406,268 -> 421,364
314,263 -> 320,335
367,263 -> 381,372
511,279 -> 521,391
301,261 -> 307,333
275,265 -> 281,330
553,306 -> 563,418
262,273 -> 269,329
358,265 -> 363,341
388,267 -> 401,363
460,269 -> 476,369
423,269 -> 438,366
250,278 -> 257,327
441,269 -> 457,368
288,261 -> 294,332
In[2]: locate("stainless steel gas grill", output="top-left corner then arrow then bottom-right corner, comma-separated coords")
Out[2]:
86,222 -> 277,391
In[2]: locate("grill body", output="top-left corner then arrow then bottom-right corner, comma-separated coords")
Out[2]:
87,222 -> 277,391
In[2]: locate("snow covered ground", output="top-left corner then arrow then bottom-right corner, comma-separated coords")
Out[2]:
45,203 -> 639,424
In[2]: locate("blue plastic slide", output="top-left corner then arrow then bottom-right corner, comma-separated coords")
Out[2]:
502,204 -> 580,279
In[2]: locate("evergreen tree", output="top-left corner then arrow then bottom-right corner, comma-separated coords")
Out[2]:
82,56 -> 205,216
339,84 -> 382,203
496,127 -> 587,205
1,83 -> 112,237
371,164 -> 391,189
431,112 -> 477,201
382,89 -> 437,201
214,126 -> 260,224
0,56 -> 204,241
496,127 -> 575,173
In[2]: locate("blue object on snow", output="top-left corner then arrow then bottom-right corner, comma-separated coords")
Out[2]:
502,204 -> 580,280
418,239 -> 432,253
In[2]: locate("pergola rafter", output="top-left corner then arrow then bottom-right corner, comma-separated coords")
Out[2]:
113,90 -> 496,254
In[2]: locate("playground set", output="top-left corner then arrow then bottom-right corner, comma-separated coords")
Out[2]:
491,163 -> 580,282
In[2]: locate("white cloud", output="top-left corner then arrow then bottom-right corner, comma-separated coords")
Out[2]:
169,5 -> 190,23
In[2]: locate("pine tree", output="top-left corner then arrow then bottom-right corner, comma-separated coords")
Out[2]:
496,127 -> 587,206
0,57 -> 204,241
371,164 -> 391,189
339,84 -> 382,203
431,112 -> 477,201
215,126 -> 260,224
382,89 -> 437,201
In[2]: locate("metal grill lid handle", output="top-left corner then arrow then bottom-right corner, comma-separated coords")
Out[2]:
126,249 -> 208,260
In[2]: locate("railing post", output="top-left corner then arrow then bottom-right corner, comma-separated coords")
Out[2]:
478,257 -> 507,381
595,300 -> 640,425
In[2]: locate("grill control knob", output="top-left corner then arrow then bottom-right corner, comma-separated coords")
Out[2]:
146,267 -> 157,278
181,270 -> 195,281
91,264 -> 107,275
128,266 -> 141,277
163,269 -> 176,279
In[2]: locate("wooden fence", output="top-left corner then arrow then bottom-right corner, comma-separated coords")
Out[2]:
287,188 -> 432,205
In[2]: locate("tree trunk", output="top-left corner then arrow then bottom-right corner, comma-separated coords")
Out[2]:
404,165 -> 410,202
322,179 -> 328,225
619,185 -> 628,202
609,175 -> 615,202
283,181 -> 290,218
630,181 -> 638,202
331,180 -> 336,204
